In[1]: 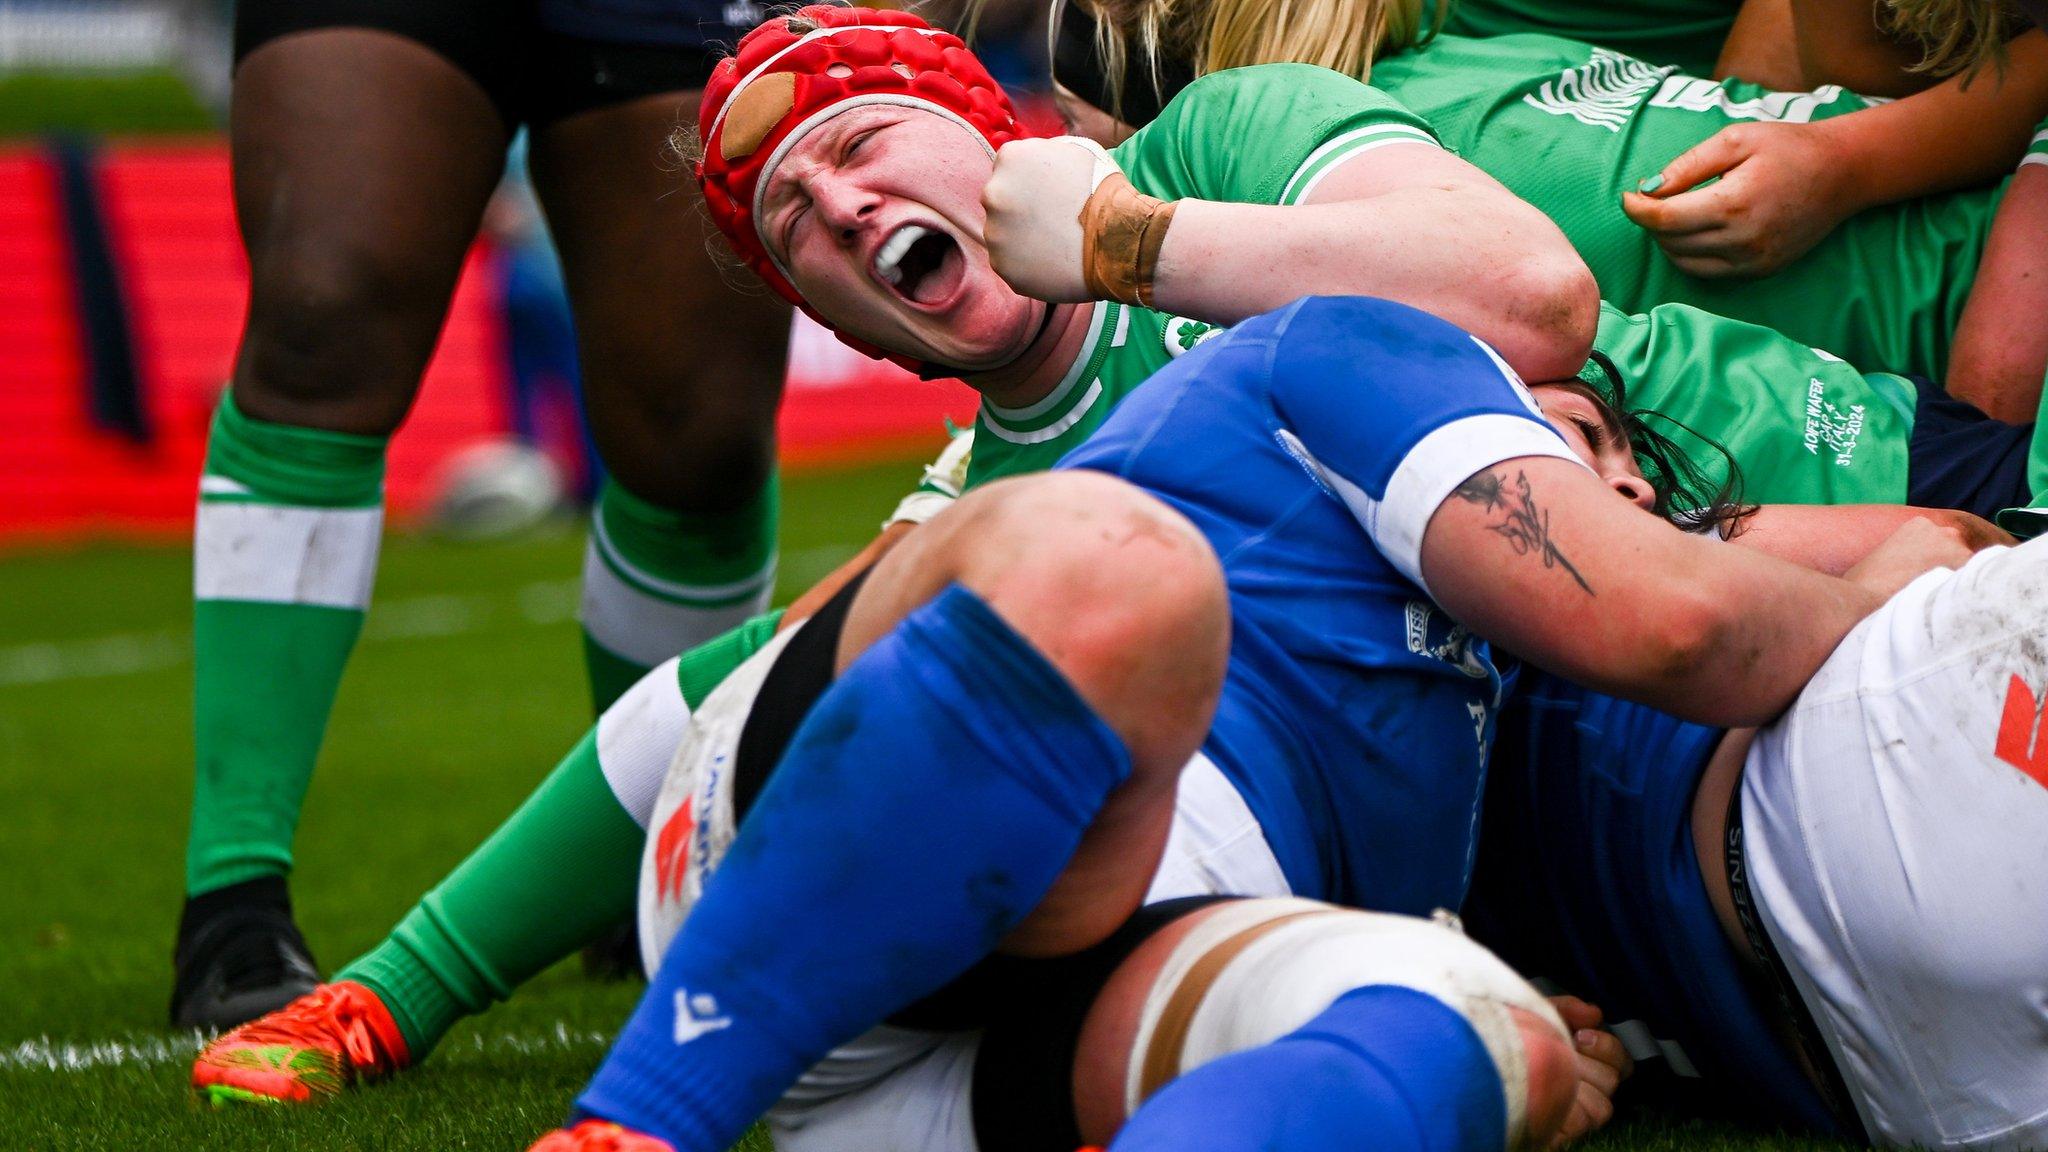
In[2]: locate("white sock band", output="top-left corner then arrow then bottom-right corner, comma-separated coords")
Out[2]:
194,500 -> 382,609
580,537 -> 776,668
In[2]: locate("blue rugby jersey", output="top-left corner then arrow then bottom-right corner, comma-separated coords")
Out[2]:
1464,673 -> 1844,1135
1059,296 -> 1577,913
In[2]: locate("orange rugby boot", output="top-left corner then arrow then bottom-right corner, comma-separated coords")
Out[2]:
190,980 -> 409,1106
528,1120 -> 678,1152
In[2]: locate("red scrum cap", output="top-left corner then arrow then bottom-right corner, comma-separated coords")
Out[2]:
696,4 -> 1026,365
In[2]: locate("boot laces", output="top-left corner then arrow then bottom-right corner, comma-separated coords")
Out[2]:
224,984 -> 391,1074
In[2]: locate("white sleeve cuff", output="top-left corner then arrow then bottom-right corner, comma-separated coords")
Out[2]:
1295,414 -> 1583,596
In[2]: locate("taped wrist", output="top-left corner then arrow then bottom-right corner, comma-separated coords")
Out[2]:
1079,173 -> 1177,308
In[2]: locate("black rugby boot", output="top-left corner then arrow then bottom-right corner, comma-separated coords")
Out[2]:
170,876 -> 320,1030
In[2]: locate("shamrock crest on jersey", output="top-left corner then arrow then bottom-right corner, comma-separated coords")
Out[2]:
1164,315 -> 1224,358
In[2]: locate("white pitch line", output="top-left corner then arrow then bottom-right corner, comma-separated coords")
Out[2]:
0,545 -> 857,690
0,1025 -> 612,1071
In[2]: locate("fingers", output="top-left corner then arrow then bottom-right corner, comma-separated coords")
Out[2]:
1620,126 -> 1760,237
1574,1026 -> 1633,1093
1629,216 -> 1772,278
1547,994 -> 1604,1032
1545,1081 -> 1618,1151
1544,1029 -> 1630,1149
1641,125 -> 1753,199
1622,176 -> 1752,236
1530,997 -> 1632,1150
1571,1077 -> 1617,1137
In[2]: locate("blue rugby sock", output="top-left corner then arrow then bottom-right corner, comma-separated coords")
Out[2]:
1110,986 -> 1507,1152
574,584 -> 1132,1149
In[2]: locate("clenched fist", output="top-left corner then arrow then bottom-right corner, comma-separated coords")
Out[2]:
981,136 -> 1121,301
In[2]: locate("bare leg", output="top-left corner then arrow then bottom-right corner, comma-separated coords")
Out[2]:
841,472 -> 1231,955
529,92 -> 788,510
530,92 -> 790,714
563,472 -> 1228,1149
229,29 -> 510,432
178,27 -> 511,1028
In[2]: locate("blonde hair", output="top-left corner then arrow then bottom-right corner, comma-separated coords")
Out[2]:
1040,0 -> 1442,120
1881,0 -> 2024,79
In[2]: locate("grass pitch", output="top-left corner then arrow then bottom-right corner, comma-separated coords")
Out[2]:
1,457 -> 1854,1151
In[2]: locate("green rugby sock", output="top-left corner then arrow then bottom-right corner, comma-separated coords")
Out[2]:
187,393 -> 387,897
341,729 -> 639,1055
339,612 -> 783,1057
581,477 -> 779,712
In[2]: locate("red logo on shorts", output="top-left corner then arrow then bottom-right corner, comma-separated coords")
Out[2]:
1993,675 -> 2048,791
654,796 -> 697,905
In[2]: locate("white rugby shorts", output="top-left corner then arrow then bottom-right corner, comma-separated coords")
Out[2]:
1742,536 -> 2048,1150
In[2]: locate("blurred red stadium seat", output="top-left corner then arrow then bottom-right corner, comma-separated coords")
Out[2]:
0,147 -> 97,537
0,138 -> 979,545
95,143 -> 511,532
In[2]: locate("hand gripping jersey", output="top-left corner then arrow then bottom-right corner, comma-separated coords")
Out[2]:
964,64 -> 1445,488
1058,295 -> 1579,910
1370,33 -> 1996,379
1462,673 -> 1844,1137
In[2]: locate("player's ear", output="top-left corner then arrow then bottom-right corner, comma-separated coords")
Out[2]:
1608,472 -> 1656,513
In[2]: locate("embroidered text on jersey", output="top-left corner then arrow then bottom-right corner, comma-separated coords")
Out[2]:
1802,378 -> 1866,467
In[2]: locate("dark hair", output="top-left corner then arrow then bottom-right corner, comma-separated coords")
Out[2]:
1578,351 -> 1757,538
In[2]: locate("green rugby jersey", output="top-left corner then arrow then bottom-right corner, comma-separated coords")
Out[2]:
964,64 -> 1442,488
1591,302 -> 1915,507
1370,32 -> 1997,379
1437,0 -> 1740,76
939,63 -> 1923,516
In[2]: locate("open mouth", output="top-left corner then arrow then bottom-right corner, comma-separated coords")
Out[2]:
873,224 -> 964,308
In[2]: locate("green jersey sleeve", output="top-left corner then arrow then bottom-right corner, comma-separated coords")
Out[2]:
959,68 -> 1437,493
1589,302 -> 1914,508
1112,64 -> 1441,206
2025,122 -> 2048,171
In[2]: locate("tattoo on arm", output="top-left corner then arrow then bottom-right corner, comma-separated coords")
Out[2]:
1452,468 -> 1596,596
